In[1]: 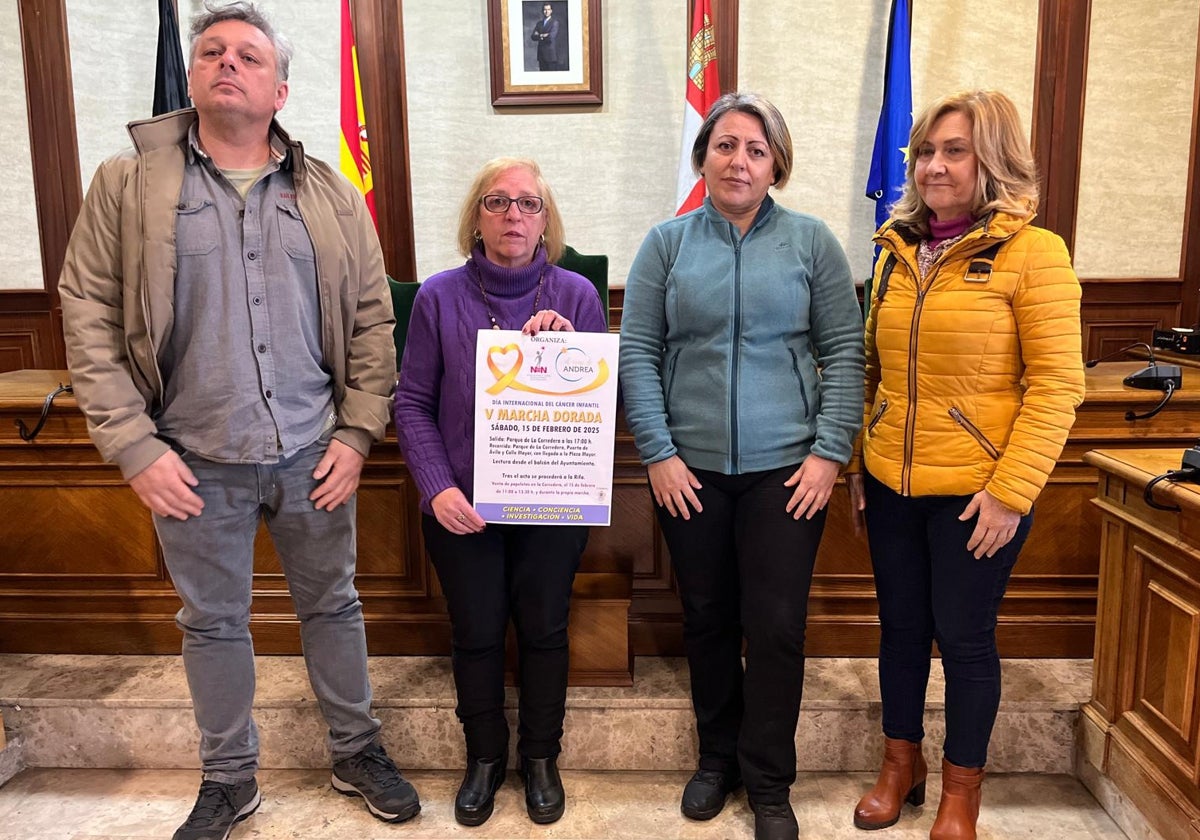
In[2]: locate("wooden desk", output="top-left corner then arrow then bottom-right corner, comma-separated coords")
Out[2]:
1081,448 -> 1200,840
0,370 -> 632,684
3,363 -> 1199,661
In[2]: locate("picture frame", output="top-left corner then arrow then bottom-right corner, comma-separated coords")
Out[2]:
487,0 -> 603,107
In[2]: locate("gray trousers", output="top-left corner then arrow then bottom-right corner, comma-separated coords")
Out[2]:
153,438 -> 380,783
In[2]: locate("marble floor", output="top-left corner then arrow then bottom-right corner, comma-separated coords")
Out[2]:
0,767 -> 1130,840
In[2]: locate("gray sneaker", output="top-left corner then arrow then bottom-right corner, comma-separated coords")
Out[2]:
331,742 -> 421,822
172,778 -> 260,840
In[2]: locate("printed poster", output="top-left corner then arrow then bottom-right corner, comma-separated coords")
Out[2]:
473,329 -> 619,525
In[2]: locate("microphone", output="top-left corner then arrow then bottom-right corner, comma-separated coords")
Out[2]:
1085,341 -> 1158,367
1184,444 -> 1200,473
1085,341 -> 1183,392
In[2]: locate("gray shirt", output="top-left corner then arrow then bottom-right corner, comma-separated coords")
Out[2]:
154,128 -> 335,463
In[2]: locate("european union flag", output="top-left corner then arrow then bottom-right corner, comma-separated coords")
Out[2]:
864,0 -> 912,316
153,0 -> 190,116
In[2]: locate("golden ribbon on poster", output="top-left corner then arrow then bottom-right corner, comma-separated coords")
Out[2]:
485,343 -> 609,396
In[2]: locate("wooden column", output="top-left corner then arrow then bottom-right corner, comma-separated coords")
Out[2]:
1031,0 -> 1090,253
2,0 -> 80,371
1181,14 -> 1200,327
350,0 -> 417,283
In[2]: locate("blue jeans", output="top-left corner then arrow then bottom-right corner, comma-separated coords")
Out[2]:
154,438 -> 379,783
863,470 -> 1032,768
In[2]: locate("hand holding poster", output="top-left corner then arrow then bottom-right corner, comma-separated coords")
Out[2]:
473,329 -> 619,525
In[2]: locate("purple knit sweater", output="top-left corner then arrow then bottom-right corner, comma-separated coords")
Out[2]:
395,246 -> 608,513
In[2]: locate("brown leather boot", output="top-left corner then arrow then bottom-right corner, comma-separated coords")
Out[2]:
929,758 -> 984,840
853,737 -> 927,830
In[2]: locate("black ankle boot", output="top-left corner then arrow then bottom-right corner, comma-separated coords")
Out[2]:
518,756 -> 565,824
751,800 -> 798,840
681,769 -> 743,820
454,757 -> 506,826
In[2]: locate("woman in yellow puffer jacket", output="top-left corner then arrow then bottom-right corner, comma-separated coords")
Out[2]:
846,90 -> 1085,840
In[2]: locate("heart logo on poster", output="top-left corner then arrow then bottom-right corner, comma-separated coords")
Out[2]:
486,343 -> 524,394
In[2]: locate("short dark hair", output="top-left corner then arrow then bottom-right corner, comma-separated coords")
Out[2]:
189,1 -> 293,82
690,92 -> 793,189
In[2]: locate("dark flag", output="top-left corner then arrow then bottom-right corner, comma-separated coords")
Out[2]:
864,0 -> 912,317
153,0 -> 191,116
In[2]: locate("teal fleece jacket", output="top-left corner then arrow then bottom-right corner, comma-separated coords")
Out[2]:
620,197 -> 865,474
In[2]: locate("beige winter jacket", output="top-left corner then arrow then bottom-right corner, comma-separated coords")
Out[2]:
59,109 -> 395,479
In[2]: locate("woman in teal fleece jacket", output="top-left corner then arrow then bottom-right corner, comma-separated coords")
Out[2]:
619,93 -> 864,840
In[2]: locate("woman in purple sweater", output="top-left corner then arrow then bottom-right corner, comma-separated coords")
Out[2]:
394,158 -> 606,827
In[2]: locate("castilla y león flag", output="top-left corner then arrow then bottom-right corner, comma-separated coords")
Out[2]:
675,0 -> 719,216
340,0 -> 376,225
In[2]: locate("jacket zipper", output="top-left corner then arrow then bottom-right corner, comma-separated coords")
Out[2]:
948,406 -> 1000,459
897,236 -> 1001,493
730,211 -> 771,473
730,238 -> 743,472
788,348 -> 811,417
899,251 -> 928,496
867,398 -> 889,433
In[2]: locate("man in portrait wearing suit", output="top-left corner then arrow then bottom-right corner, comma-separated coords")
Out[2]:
530,3 -> 562,71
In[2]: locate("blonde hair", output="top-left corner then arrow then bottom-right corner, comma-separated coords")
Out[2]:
889,89 -> 1039,237
691,92 -> 794,189
455,158 -> 565,263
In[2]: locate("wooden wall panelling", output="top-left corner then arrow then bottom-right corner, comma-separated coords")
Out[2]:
0,372 -> 633,683
0,293 -> 63,374
1080,280 -> 1184,359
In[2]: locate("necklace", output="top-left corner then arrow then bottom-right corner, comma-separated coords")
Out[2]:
469,259 -> 546,330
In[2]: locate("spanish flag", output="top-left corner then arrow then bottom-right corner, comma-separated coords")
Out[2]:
675,0 -> 719,216
340,0 -> 375,225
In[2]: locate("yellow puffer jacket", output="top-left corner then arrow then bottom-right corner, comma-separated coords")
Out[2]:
860,211 -> 1084,514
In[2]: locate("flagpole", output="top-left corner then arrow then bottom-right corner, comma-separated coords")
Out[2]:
863,0 -> 913,317
675,0 -> 720,216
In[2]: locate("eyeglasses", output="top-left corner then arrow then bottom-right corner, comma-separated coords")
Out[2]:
480,194 -> 544,214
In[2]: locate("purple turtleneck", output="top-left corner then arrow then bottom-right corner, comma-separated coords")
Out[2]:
928,214 -> 974,247
394,246 -> 608,512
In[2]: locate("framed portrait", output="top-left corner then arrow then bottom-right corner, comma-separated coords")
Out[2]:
487,0 -> 603,106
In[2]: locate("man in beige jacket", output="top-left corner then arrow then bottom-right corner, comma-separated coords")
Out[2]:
58,3 -> 413,838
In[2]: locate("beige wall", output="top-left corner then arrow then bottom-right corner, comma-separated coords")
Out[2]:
403,0 -> 685,285
738,0 -> 1037,283
1,1 -> 1195,292
67,0 -> 341,197
1074,0 -> 1199,279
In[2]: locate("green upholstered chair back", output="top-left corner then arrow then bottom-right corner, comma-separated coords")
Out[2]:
387,276 -> 420,371
557,245 -> 609,330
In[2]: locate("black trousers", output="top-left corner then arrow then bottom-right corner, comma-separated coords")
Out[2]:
422,516 -> 586,761
656,463 -> 826,805
863,470 -> 1032,768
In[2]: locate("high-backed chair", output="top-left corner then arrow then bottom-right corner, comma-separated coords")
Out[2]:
387,276 -> 420,371
557,245 -> 609,330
